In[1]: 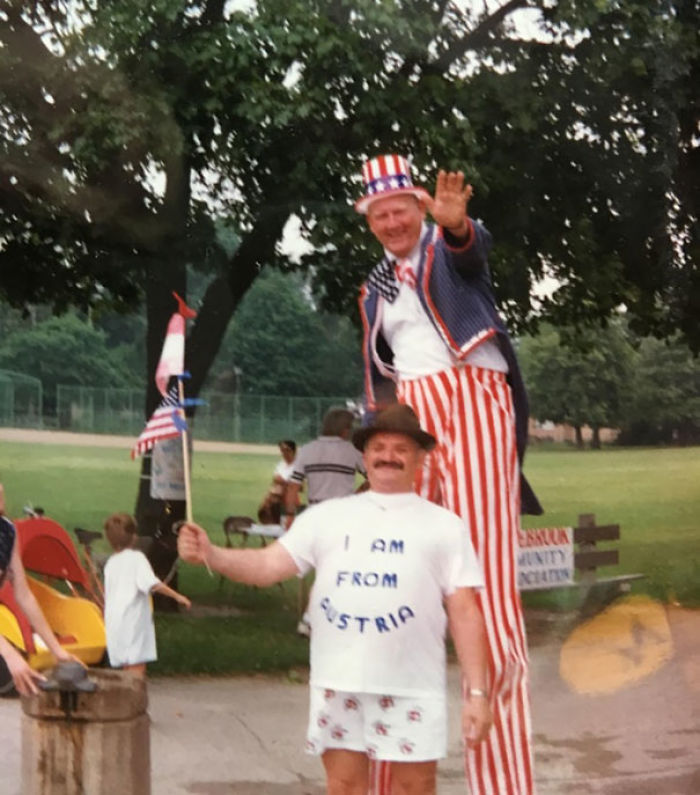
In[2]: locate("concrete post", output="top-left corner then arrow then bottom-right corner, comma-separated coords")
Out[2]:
21,668 -> 150,795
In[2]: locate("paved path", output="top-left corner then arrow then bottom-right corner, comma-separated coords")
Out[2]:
2,600 -> 699,794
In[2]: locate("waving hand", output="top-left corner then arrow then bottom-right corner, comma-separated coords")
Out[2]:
422,170 -> 473,237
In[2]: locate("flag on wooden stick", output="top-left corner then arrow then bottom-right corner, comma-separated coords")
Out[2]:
131,291 -> 212,575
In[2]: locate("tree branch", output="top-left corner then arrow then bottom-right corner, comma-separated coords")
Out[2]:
0,11 -> 170,253
432,0 -> 536,72
186,204 -> 293,398
201,0 -> 226,25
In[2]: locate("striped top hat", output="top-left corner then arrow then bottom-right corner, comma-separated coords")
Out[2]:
355,154 -> 430,214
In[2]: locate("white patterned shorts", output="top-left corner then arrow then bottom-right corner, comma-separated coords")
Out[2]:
305,686 -> 447,762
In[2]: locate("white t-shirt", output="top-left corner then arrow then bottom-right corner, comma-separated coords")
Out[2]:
274,458 -> 295,481
278,491 -> 484,697
103,548 -> 161,667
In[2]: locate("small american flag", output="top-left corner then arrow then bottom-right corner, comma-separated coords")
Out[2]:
131,386 -> 183,459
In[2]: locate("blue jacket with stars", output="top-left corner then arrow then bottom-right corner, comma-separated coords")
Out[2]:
358,218 -> 542,515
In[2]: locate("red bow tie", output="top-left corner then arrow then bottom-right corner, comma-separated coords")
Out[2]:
394,259 -> 417,290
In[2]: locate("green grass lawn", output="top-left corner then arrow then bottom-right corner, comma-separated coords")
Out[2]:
0,443 -> 274,545
2,439 -> 698,675
521,445 -> 700,606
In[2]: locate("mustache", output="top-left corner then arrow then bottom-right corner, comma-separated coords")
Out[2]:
373,460 -> 404,470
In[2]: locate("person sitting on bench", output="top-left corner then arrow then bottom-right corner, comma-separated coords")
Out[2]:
258,440 -> 298,525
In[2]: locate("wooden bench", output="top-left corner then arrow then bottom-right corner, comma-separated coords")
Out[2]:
544,513 -> 645,615
221,515 -> 285,592
222,515 -> 283,548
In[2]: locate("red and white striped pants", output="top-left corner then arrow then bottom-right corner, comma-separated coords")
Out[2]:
369,364 -> 533,795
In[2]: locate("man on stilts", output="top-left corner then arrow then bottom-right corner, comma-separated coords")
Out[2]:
355,154 -> 543,795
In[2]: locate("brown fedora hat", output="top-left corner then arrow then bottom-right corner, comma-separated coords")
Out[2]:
352,404 -> 436,452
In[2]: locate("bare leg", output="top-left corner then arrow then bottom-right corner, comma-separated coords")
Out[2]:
122,663 -> 147,678
389,761 -> 437,795
322,749 -> 369,795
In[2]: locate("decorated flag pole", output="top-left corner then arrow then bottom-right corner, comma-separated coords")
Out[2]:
132,291 -> 212,576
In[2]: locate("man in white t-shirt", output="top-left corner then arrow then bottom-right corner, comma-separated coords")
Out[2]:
178,404 -> 492,794
357,155 -> 542,795
285,408 -> 367,636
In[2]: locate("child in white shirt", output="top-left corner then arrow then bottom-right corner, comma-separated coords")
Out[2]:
103,512 -> 190,678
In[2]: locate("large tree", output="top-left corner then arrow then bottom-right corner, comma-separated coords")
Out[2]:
209,269 -> 363,397
1,0 -> 697,585
519,321 -> 635,448
622,334 -> 700,444
0,313 -> 132,410
519,322 -> 700,446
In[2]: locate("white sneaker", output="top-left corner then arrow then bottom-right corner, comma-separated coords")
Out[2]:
296,619 -> 311,638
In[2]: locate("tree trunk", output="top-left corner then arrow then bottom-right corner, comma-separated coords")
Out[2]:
574,424 -> 584,449
134,253 -> 188,610
186,205 -> 292,395
591,426 -> 601,449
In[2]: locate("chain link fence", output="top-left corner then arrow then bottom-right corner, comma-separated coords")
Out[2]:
52,385 -> 357,444
0,369 -> 43,428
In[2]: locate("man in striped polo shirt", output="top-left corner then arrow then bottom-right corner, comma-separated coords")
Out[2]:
285,407 -> 367,635
356,155 -> 542,795
285,407 -> 367,519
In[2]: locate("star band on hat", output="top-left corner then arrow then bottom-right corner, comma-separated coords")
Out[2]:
355,154 -> 430,214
